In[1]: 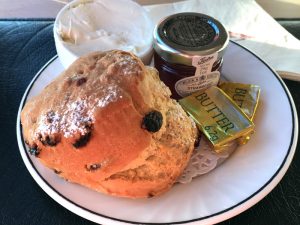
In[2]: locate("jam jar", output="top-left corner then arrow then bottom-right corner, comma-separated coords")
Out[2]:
153,12 -> 229,99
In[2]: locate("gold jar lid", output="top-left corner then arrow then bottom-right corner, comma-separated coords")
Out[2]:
153,12 -> 229,66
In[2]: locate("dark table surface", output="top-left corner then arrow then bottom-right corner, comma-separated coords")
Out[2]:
0,19 -> 299,225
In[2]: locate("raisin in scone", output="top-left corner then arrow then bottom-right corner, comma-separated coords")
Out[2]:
21,50 -> 198,198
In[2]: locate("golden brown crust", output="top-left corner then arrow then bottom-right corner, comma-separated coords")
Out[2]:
21,50 -> 198,198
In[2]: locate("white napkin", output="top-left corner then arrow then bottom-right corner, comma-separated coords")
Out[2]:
141,0 -> 300,80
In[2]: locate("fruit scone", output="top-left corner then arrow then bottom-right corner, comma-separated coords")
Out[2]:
21,50 -> 198,198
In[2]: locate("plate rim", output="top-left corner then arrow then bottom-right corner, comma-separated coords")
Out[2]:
16,41 -> 299,225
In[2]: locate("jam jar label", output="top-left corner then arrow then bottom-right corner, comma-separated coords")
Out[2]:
175,71 -> 220,97
192,53 -> 218,76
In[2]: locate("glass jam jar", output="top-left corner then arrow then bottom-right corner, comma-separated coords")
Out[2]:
153,12 -> 229,99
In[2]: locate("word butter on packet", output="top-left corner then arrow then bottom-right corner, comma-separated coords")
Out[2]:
179,86 -> 254,152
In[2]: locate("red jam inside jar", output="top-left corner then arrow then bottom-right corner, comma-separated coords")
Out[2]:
154,52 -> 223,99
153,12 -> 229,99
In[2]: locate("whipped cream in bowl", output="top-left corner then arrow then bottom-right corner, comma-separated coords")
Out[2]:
54,0 -> 154,68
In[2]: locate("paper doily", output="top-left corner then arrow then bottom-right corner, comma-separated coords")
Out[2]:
178,136 -> 238,184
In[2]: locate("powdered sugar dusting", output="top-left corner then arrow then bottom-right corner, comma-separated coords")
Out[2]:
35,111 -> 61,137
96,85 -> 119,108
35,84 -> 122,139
116,54 -> 142,76
61,99 -> 93,137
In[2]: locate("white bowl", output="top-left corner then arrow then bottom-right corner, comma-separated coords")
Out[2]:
54,0 -> 154,68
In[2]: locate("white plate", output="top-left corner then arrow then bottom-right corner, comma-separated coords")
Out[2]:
17,41 -> 298,225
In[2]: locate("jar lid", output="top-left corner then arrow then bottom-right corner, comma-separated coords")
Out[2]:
153,12 -> 229,66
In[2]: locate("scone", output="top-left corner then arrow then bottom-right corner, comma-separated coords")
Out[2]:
21,50 -> 198,198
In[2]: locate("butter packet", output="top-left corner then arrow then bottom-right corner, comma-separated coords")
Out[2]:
219,82 -> 260,120
219,82 -> 260,144
179,86 -> 254,152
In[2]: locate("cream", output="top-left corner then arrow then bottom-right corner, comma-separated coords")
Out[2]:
55,0 -> 153,64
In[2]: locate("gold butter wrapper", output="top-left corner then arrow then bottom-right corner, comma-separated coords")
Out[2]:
219,82 -> 260,144
219,82 -> 260,120
179,86 -> 254,152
